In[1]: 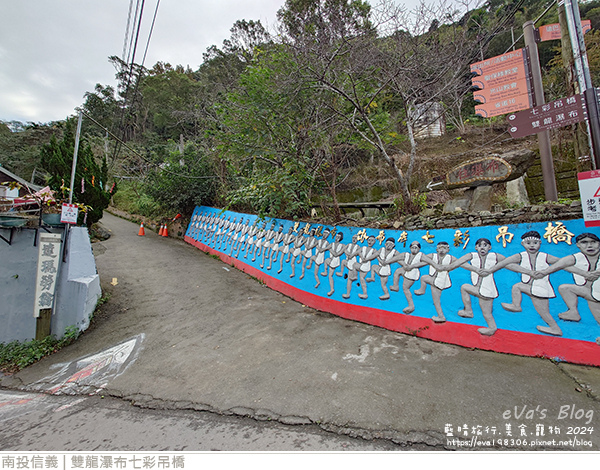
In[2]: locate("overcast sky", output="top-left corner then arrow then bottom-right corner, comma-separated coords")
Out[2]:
0,0 -> 428,124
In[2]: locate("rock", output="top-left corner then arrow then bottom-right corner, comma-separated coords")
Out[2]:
470,185 -> 494,212
506,176 -> 530,206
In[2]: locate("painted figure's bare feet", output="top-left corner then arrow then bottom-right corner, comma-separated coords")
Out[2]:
478,327 -> 497,336
458,309 -> 474,318
536,325 -> 562,336
501,303 -> 521,312
558,310 -> 581,322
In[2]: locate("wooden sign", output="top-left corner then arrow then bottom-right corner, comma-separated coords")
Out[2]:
475,92 -> 533,118
473,76 -> 531,104
34,233 -> 62,317
507,93 -> 587,138
446,157 -> 512,187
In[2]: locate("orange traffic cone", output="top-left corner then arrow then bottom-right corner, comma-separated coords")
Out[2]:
162,224 -> 169,237
138,222 -> 145,236
158,224 -> 164,236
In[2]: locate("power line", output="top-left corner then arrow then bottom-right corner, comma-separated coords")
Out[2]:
141,0 -> 161,67
80,110 -> 220,180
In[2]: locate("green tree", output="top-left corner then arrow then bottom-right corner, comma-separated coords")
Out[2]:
144,141 -> 218,215
39,120 -> 114,226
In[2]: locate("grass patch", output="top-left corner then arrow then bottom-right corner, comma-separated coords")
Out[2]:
0,326 -> 80,374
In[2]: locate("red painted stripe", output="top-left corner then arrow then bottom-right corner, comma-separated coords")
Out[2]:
185,236 -> 600,367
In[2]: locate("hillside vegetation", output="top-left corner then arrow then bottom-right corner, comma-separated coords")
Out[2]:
2,0 -> 599,224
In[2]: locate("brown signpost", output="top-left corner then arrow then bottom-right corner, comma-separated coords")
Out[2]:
506,93 -> 587,138
470,48 -> 533,118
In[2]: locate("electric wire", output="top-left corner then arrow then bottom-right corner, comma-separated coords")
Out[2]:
80,110 -> 220,180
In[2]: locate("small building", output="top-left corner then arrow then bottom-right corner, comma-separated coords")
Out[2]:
410,102 -> 446,139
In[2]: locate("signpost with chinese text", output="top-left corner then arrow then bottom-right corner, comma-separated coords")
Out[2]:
538,19 -> 591,42
34,233 -> 62,318
470,48 -> 533,118
577,170 -> 600,227
507,93 -> 587,138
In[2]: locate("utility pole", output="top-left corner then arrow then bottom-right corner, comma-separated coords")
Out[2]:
523,21 -> 558,201
562,0 -> 600,169
69,111 -> 83,204
559,4 -> 590,162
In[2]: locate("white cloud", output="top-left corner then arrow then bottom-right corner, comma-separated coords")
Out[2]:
0,0 -> 427,123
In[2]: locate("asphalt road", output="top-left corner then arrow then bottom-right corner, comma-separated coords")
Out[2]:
2,211 -> 600,452
0,390 -> 398,451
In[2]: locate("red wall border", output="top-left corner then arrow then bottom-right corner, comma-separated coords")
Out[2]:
186,236 -> 600,367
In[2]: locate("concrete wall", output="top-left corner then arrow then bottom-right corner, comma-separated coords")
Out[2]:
0,226 -> 101,343
185,206 -> 600,367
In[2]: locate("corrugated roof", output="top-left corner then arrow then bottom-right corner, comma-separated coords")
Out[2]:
0,165 -> 44,192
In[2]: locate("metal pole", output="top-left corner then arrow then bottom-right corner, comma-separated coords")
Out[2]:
69,111 -> 83,204
562,0 -> 600,169
523,21 -> 558,201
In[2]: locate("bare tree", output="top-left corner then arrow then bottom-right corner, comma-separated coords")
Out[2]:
276,0 -> 487,210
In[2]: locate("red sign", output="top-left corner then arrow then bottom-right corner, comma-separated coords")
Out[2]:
538,20 -> 591,42
470,49 -> 527,76
473,76 -> 531,104
578,170 -> 600,227
507,94 -> 587,138
471,48 -> 532,117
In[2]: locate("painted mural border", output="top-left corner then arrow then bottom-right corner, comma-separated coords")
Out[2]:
184,206 -> 600,367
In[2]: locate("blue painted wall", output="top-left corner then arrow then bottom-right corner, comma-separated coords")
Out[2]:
186,207 -> 600,347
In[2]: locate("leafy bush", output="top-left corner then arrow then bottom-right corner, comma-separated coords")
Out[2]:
0,326 -> 80,373
144,142 -> 218,215
39,119 -> 114,226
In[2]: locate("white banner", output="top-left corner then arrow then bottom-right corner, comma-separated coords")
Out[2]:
34,232 -> 62,317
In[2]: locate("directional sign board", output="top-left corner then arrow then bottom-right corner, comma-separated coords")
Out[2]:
470,48 -> 532,118
507,93 -> 587,138
578,170 -> 600,227
538,19 -> 591,42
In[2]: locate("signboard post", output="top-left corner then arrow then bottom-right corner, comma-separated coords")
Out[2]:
34,233 -> 62,318
507,93 -> 587,138
470,48 -> 533,118
578,170 -> 600,227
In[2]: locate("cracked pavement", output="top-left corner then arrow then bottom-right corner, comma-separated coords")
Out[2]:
2,211 -> 600,451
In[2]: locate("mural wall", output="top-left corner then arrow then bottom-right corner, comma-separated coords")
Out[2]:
185,206 -> 600,367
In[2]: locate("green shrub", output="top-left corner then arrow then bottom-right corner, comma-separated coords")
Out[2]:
0,326 -> 80,373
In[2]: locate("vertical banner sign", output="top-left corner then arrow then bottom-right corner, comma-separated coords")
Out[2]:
34,233 -> 62,317
577,170 -> 600,227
